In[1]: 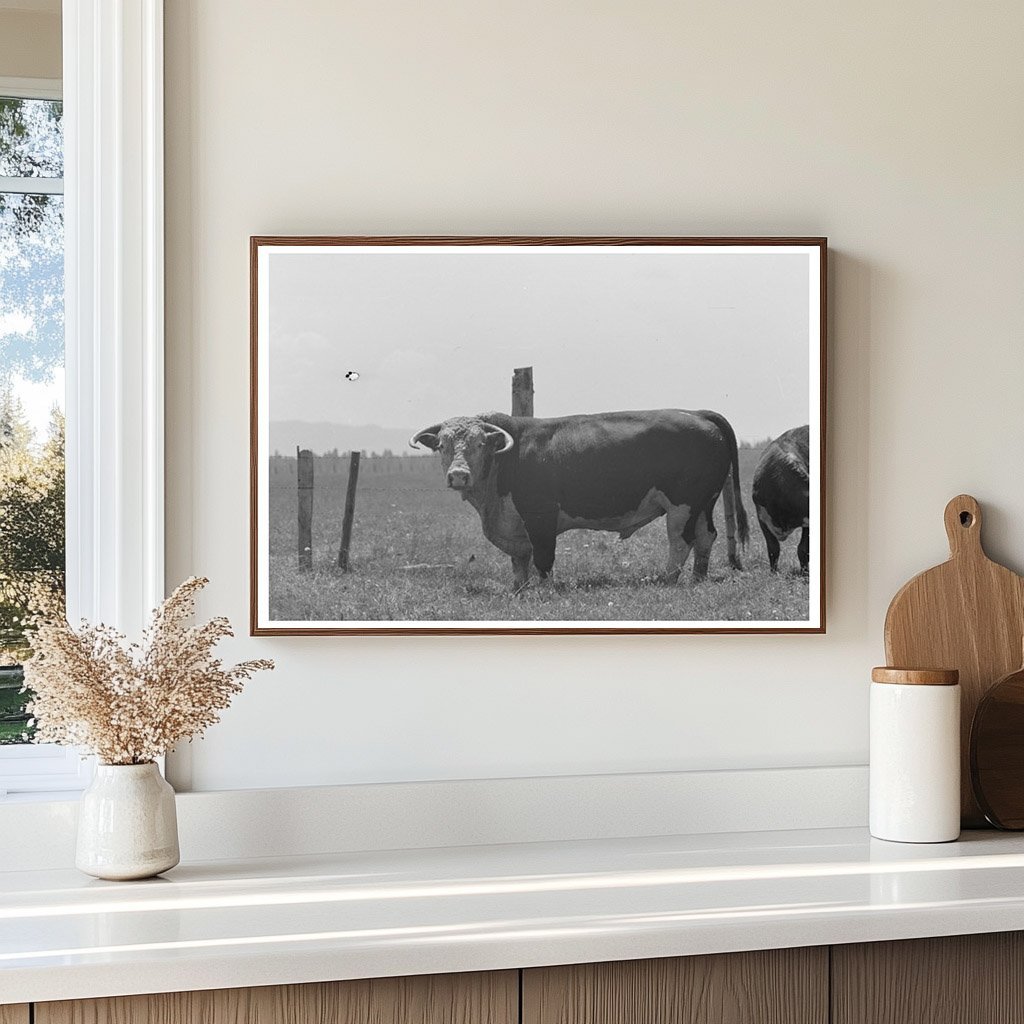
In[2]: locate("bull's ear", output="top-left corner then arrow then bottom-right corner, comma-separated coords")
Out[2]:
409,424 -> 443,451
483,423 -> 515,454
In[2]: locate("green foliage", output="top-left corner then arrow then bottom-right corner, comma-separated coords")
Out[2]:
0,389 -> 65,662
0,664 -> 29,743
0,96 -> 62,183
0,394 -> 65,743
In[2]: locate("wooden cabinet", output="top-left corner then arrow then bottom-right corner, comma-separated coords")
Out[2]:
17,933 -> 1024,1024
832,932 -> 1024,1024
35,972 -> 517,1024
522,948 -> 828,1024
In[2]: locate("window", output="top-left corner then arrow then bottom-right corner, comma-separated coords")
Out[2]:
0,78 -> 84,797
0,86 -> 65,726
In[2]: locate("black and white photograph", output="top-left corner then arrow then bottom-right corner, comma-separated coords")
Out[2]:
251,237 -> 825,634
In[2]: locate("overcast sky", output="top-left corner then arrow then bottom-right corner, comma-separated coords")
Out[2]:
267,247 -> 812,444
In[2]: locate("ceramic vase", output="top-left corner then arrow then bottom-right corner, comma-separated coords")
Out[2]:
76,762 -> 180,880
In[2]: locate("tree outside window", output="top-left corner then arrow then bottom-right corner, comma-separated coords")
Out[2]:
0,94 -> 65,744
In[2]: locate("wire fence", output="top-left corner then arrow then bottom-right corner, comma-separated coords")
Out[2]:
269,452 -> 441,476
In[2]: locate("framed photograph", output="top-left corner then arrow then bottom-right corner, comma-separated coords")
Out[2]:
251,236 -> 826,635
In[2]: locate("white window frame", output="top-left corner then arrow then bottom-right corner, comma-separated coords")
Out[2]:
0,77 -> 61,101
0,0 -> 164,799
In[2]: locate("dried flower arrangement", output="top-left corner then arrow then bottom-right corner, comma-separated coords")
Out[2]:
23,576 -> 273,765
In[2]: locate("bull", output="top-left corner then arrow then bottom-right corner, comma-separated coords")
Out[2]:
752,424 -> 810,573
409,409 -> 749,590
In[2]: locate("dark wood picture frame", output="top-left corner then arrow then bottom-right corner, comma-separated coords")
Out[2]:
250,236 -> 827,636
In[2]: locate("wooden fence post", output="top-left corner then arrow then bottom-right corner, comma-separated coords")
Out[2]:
297,447 -> 313,571
337,450 -> 361,570
512,366 -> 534,416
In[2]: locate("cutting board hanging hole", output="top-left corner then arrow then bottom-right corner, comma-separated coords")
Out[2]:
944,494 -> 982,555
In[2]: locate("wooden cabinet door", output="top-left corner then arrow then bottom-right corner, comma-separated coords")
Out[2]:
832,933 -> 1024,1024
523,949 -> 828,1024
36,971 -> 517,1024
0,1007 -> 29,1024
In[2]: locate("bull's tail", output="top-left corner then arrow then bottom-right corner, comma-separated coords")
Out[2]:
699,411 -> 750,570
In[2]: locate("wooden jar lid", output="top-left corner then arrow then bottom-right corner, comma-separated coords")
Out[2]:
871,667 -> 960,686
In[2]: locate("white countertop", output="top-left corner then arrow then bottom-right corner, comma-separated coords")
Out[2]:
4,826 -> 1024,1004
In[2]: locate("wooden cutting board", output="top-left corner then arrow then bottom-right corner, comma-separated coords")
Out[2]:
884,494 -> 1024,827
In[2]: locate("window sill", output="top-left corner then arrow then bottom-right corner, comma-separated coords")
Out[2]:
0,789 -> 86,804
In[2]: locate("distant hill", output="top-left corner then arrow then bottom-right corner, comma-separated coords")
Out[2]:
269,421 -> 423,457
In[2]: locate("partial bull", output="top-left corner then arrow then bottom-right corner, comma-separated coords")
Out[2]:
752,424 -> 810,572
410,409 -> 749,590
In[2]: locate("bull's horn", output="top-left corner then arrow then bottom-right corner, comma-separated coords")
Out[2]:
409,423 -> 443,450
484,423 -> 515,454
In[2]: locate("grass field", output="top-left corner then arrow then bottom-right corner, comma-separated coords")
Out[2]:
267,449 -> 810,623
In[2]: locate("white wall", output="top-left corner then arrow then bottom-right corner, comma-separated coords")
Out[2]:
164,0 -> 1024,791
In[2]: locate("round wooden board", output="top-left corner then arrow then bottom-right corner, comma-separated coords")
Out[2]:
971,662 -> 1024,829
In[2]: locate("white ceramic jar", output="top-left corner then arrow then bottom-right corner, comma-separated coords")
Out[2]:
76,762 -> 180,880
870,667 -> 960,843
